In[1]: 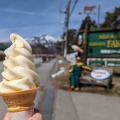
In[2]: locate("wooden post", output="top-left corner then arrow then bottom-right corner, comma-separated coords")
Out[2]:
83,15 -> 91,65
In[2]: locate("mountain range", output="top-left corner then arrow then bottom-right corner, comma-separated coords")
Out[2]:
26,35 -> 63,46
0,35 -> 63,47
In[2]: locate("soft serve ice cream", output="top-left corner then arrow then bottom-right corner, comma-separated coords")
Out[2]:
0,33 -> 40,92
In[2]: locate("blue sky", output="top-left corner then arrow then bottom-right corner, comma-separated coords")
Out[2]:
0,0 -> 119,42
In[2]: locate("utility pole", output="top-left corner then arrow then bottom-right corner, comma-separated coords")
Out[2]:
64,0 -> 71,58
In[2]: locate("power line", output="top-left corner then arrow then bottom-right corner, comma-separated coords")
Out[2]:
70,0 -> 78,17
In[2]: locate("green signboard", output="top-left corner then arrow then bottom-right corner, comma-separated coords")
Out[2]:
87,31 -> 120,57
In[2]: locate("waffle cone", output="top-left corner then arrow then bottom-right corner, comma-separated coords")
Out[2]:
0,88 -> 39,112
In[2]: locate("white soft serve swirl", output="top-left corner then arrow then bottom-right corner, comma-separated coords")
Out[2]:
0,33 -> 40,92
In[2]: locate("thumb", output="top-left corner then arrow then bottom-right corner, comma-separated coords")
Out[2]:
3,112 -> 11,120
29,113 -> 42,120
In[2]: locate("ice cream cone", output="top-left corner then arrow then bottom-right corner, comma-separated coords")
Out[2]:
0,87 -> 39,112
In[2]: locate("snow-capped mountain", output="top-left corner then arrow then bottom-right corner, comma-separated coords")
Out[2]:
26,35 -> 63,46
40,35 -> 56,42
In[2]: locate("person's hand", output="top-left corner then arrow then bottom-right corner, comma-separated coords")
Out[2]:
3,108 -> 42,120
3,112 -> 10,120
29,108 -> 42,120
29,112 -> 42,120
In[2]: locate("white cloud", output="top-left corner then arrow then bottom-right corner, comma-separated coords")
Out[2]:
0,8 -> 45,16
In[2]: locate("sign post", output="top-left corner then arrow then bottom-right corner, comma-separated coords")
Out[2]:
83,16 -> 91,64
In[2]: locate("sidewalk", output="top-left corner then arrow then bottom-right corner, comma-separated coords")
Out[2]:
53,89 -> 120,120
